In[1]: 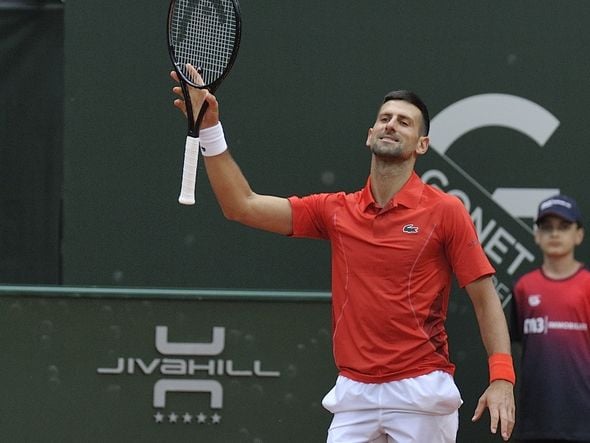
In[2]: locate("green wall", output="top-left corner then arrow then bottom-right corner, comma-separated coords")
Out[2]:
0,4 -> 63,284
1,287 -> 335,442
63,0 -> 590,288
0,286 -> 516,442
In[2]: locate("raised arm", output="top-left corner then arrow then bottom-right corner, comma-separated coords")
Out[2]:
170,70 -> 293,235
466,276 -> 515,441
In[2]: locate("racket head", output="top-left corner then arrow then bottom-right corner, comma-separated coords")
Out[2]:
167,0 -> 241,90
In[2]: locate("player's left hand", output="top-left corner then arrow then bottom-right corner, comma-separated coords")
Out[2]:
472,380 -> 515,441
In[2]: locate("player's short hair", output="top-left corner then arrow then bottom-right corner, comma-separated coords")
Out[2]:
383,90 -> 430,136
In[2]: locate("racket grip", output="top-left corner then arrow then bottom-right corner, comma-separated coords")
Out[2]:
178,136 -> 200,205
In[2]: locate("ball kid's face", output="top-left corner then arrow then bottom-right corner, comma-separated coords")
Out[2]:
535,215 -> 584,257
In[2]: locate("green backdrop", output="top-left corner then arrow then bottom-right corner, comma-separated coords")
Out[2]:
1,287 -> 335,442
63,0 -> 590,288
0,3 -> 63,284
2,0 -> 590,441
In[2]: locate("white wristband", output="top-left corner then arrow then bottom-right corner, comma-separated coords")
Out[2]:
199,122 -> 228,157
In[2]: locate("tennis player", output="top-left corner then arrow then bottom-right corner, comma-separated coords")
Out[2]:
170,70 -> 515,442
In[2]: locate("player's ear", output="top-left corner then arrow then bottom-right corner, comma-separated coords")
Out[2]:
416,135 -> 429,155
365,127 -> 374,148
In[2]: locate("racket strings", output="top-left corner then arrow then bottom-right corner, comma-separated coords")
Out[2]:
170,0 -> 238,86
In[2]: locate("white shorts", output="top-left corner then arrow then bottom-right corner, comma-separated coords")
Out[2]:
322,371 -> 463,443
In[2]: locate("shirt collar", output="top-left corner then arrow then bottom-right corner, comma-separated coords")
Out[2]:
359,171 -> 424,213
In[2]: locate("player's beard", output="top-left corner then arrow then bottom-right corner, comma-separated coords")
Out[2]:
370,139 -> 413,163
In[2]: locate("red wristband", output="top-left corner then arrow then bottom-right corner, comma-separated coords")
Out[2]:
488,353 -> 516,385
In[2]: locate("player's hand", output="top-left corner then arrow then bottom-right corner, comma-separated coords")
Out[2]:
472,380 -> 515,441
170,65 -> 219,129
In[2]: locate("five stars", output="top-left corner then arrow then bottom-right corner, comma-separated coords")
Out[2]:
153,411 -> 222,424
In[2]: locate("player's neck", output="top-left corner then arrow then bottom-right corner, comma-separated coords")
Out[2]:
369,159 -> 413,207
542,255 -> 581,279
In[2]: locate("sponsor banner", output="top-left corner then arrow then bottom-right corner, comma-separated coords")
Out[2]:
1,292 -> 334,442
416,93 -> 562,308
417,148 -> 539,308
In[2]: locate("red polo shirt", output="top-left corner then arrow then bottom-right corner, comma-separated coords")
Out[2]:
288,172 -> 495,383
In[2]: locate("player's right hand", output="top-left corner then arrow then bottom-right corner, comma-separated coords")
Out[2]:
170,66 -> 219,129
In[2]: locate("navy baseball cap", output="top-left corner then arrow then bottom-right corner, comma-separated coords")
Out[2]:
535,194 -> 583,224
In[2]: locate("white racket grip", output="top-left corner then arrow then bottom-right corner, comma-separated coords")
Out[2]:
178,136 -> 200,205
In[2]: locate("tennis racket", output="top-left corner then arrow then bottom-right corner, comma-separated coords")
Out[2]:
167,0 -> 242,205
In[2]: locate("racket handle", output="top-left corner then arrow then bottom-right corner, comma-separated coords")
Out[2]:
178,136 -> 200,205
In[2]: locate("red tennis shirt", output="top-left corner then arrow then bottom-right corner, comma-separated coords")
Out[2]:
288,172 -> 495,383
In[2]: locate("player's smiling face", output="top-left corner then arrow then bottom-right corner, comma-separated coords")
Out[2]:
366,100 -> 429,161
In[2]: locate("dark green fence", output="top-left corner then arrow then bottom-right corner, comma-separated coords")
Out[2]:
1,286 -> 334,442
1,286 -> 510,442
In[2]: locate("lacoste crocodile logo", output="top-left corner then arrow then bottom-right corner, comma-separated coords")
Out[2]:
402,224 -> 419,234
